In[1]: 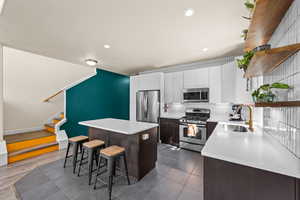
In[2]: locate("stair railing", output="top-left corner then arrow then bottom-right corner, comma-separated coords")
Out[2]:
43,90 -> 64,102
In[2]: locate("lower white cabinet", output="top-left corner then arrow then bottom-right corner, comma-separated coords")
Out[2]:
164,72 -> 183,103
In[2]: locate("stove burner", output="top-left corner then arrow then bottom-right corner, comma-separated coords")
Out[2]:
179,108 -> 210,125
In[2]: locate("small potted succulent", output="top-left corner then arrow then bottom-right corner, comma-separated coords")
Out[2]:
241,29 -> 248,41
236,51 -> 254,72
252,83 -> 292,103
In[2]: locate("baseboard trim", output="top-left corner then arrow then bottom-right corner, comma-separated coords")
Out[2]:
4,126 -> 44,135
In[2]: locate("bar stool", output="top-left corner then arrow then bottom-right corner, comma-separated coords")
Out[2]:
94,145 -> 130,200
77,139 -> 105,185
63,135 -> 89,173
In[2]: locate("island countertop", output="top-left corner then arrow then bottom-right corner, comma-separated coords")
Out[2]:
79,118 -> 158,135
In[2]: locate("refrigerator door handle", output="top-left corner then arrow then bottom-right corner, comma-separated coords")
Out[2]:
144,93 -> 148,120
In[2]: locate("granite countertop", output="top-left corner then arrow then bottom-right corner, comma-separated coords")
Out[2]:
79,118 -> 158,135
202,123 -> 300,179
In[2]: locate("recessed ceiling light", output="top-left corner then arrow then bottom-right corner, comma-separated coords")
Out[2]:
85,59 -> 98,66
184,9 -> 194,17
104,44 -> 110,49
203,48 -> 208,52
0,0 -> 6,15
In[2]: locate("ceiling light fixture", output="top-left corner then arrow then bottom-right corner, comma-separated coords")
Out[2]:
0,0 -> 6,15
184,9 -> 194,17
85,59 -> 98,66
203,48 -> 208,52
104,44 -> 111,49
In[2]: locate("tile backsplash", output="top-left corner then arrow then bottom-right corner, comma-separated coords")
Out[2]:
263,0 -> 300,158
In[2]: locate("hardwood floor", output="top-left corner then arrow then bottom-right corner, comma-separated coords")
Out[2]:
0,149 -> 66,199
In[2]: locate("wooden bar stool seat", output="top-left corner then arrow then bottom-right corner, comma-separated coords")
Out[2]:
100,145 -> 125,157
94,145 -> 130,200
63,135 -> 89,174
77,139 -> 105,185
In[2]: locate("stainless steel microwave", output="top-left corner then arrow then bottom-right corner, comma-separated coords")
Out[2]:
183,88 -> 209,103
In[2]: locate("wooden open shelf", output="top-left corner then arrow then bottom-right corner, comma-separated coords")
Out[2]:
255,101 -> 300,107
244,43 -> 300,78
244,0 -> 294,52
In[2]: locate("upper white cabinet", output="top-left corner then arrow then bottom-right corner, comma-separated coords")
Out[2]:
135,73 -> 163,91
221,61 -> 236,103
183,68 -> 209,89
209,66 -> 222,103
164,72 -> 183,103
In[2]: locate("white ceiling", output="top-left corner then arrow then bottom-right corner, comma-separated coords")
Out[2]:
0,0 -> 249,75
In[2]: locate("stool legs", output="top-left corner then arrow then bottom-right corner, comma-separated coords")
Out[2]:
88,149 -> 95,185
77,148 -> 85,177
63,143 -> 71,168
72,142 -> 79,174
123,153 -> 130,185
107,158 -> 114,200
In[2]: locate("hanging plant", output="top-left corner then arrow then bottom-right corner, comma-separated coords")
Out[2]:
244,0 -> 255,11
241,29 -> 248,41
236,51 -> 254,72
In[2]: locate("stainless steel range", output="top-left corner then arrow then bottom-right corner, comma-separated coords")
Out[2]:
179,108 -> 210,152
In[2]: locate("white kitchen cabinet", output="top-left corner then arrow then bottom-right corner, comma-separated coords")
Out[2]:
209,66 -> 222,103
135,73 -> 162,91
164,72 -> 183,103
221,61 -> 236,103
183,68 -> 209,89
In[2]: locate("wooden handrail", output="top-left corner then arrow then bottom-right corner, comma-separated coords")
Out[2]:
43,90 -> 64,102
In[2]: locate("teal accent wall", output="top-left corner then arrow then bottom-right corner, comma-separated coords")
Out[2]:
61,69 -> 129,137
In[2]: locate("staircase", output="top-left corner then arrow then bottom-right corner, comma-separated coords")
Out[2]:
5,113 -> 64,164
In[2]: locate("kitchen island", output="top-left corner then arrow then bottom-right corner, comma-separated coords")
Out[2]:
79,118 -> 158,181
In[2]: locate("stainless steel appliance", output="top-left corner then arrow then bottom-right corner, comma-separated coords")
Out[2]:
179,108 -> 210,152
136,90 -> 160,123
183,88 -> 209,103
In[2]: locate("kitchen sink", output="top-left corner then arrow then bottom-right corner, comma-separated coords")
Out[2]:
223,124 -> 248,132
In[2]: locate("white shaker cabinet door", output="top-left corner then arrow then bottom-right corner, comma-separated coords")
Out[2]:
209,66 -> 222,103
164,72 -> 183,103
221,61 -> 236,103
164,73 -> 173,103
172,71 -> 183,103
183,68 -> 209,89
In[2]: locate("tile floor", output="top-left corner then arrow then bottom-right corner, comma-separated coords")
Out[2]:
14,144 -> 204,200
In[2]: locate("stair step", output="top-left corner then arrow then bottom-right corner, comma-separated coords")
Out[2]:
52,118 -> 62,124
45,123 -> 55,133
8,142 -> 59,163
9,142 -> 58,157
45,123 -> 55,128
7,134 -> 56,153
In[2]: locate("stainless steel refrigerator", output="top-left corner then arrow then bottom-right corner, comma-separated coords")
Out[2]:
136,90 -> 160,123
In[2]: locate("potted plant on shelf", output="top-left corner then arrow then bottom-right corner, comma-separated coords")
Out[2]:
252,83 -> 292,103
236,51 -> 254,72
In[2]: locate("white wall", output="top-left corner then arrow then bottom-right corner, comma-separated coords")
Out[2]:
3,47 -> 95,134
0,45 -> 3,140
